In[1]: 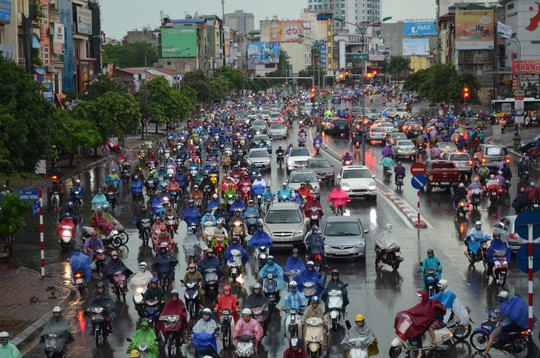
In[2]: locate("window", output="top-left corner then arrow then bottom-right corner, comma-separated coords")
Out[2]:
324,221 -> 361,236
266,210 -> 301,224
343,169 -> 372,179
44,45 -> 49,65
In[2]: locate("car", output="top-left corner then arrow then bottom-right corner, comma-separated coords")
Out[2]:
331,95 -> 342,104
307,158 -> 335,182
287,170 -> 320,199
402,123 -> 423,139
269,112 -> 282,125
365,108 -> 380,120
252,134 -> 272,153
395,107 -> 409,118
329,118 -> 350,137
247,148 -> 271,170
268,123 -> 288,139
262,202 -> 306,247
321,116 -> 338,132
250,120 -> 267,134
260,110 -> 271,121
386,132 -> 407,146
322,216 -> 369,259
442,151 -> 473,177
287,147 -> 312,172
493,215 -> 540,252
518,134 -> 540,154
373,119 -> 394,132
437,142 -> 458,158
335,165 -> 377,201
393,139 -> 416,160
473,144 -> 509,172
383,107 -> 399,118
367,127 -> 387,145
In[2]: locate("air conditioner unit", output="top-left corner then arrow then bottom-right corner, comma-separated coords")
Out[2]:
47,27 -> 54,36
46,66 -> 54,73
18,58 -> 26,66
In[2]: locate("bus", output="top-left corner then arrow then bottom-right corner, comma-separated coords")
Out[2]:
491,97 -> 540,115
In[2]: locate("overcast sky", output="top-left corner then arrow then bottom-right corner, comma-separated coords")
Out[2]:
101,0 -> 437,39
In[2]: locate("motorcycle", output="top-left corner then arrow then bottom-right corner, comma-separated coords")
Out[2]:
87,306 -> 110,347
488,187 -> 499,206
93,248 -> 107,279
58,225 -> 74,253
202,221 -> 216,245
245,215 -> 259,235
227,249 -> 243,283
139,218 -> 152,247
263,273 -> 280,312
126,338 -> 153,357
165,215 -> 177,237
203,268 -> 220,302
302,281 -> 317,302
182,281 -> 201,321
456,199 -> 468,218
43,333 -> 69,358
423,268 -> 440,297
464,236 -> 490,267
395,174 -> 404,191
159,314 -> 183,357
469,310 -> 529,357
143,299 -> 161,328
235,334 -> 256,358
252,303 -> 269,333
255,246 -> 269,271
490,250 -> 509,286
383,166 -> 392,181
343,320 -> 378,358
470,189 -> 482,210
307,207 -> 322,229
231,220 -> 246,245
305,317 -> 325,358
105,191 -> 116,211
219,308 -> 234,348
375,243 -> 404,271
112,271 -> 128,303
416,142 -> 427,157
277,153 -> 285,168
168,190 -> 179,208
73,271 -> 86,297
327,287 -> 347,331
240,183 -> 252,203
342,158 -> 353,166
390,312 -> 453,358
314,142 -> 321,154
285,308 -> 303,340
213,235 -> 228,262
285,269 -> 302,285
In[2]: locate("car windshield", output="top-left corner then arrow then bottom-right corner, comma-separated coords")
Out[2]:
290,148 -> 310,157
432,163 -> 454,169
450,154 -> 470,161
343,169 -> 371,179
371,128 -> 384,133
250,150 -> 268,158
270,113 -> 280,118
261,111 -> 270,115
392,134 -> 406,139
290,172 -> 317,183
271,124 -> 285,129
308,160 -> 331,169
486,147 -> 507,156
396,140 -> 414,146
253,121 -> 265,126
324,221 -> 361,236
266,209 -> 302,224
333,120 -> 348,125
254,135 -> 270,141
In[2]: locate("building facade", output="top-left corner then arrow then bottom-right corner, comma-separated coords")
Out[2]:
307,0 -> 381,32
224,10 -> 254,35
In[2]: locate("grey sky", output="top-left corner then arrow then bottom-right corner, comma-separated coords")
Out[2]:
101,0 -> 436,39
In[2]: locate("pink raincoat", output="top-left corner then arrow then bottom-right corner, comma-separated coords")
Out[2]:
233,318 -> 263,351
327,188 -> 350,208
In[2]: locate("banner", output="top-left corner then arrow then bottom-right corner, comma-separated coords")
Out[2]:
161,27 -> 198,58
512,60 -> 540,75
455,9 -> 494,50
247,42 -> 280,65
0,0 -> 11,24
76,7 -> 92,35
403,20 -> 436,36
52,23 -> 65,55
497,21 -> 512,39
269,20 -> 303,42
403,38 -> 430,56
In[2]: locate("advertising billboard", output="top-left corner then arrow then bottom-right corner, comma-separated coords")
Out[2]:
455,9 -> 494,50
269,20 -> 303,42
161,27 -> 198,58
403,38 -> 430,56
76,7 -> 92,35
0,0 -> 11,24
247,42 -> 280,65
403,20 -> 436,36
512,60 -> 540,75
53,23 -> 65,55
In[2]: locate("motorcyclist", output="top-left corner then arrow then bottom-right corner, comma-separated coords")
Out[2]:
248,224 -> 273,250
154,244 -> 179,283
86,282 -> 115,333
394,161 -> 406,183
278,182 -> 292,202
201,208 -> 217,226
243,284 -> 270,333
313,133 -> 323,149
262,185 -> 274,203
192,308 -> 219,358
281,280 -> 307,312
341,314 -> 377,358
156,289 -> 188,334
283,337 -> 308,358
197,248 -> 224,283
207,194 -> 221,212
381,155 -> 394,175
233,309 -> 264,355
276,145 -> 285,159
304,226 -> 326,268
252,174 -> 266,192
127,320 -> 158,358
525,182 -> 539,202
130,175 -> 144,200
351,132 -> 362,147
453,183 -> 468,207
83,233 -> 104,261
182,262 -> 205,297
485,174 -> 500,196
501,163 -> 512,183
258,255 -> 285,290
419,249 -> 442,290
327,185 -> 350,213
142,277 -> 166,305
512,187 -> 530,214
200,174 -> 215,195
467,221 -> 489,257
321,269 -> 349,313
486,232 -> 511,280
150,191 -> 165,218
166,175 -> 180,195
296,261 -> 324,297
90,188 -> 109,211
225,236 -> 249,265
381,144 -> 394,158
190,185 -> 204,205
517,154 -> 530,177
302,296 -> 327,336
69,245 -> 92,282
184,199 -> 202,227
41,306 -> 74,356
104,250 -> 133,286
341,151 -> 353,164
59,202 -> 78,225
303,197 -> 324,221
284,248 -> 306,283
135,205 -> 153,236
477,163 -> 490,184
244,199 -> 260,225
494,170 -> 507,188
215,284 -> 240,324
229,197 -> 246,217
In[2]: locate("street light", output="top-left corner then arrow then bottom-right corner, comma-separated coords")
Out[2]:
143,44 -> 161,139
336,16 -> 392,165
299,34 -> 335,88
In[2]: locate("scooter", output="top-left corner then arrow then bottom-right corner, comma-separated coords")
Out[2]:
375,243 -> 404,271
383,166 -> 392,181
285,308 -> 303,340
390,313 -> 452,358
235,334 -> 256,357
305,317 -> 325,358
182,280 -> 200,321
73,271 -> 86,297
327,287 -> 347,331
307,206 -> 322,229
344,320 -> 378,358
302,281 -> 317,302
58,225 -> 74,253
227,249 -> 243,283
43,333 -> 68,358
422,268 -> 440,297
202,221 -> 216,245
143,299 -> 161,328
252,303 -> 269,334
395,174 -> 404,191
112,271 -> 127,303
469,189 -> 482,210
255,246 -> 269,271
203,268 -> 220,302
464,236 -> 490,267
231,220 -> 246,245
263,273 -> 280,312
139,218 -> 152,247
87,306 -> 110,347
165,215 -> 177,237
489,250 -> 509,286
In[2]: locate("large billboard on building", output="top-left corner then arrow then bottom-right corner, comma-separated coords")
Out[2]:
53,23 -> 65,55
247,42 -> 280,65
161,27 -> 198,58
269,20 -> 303,42
403,20 -> 436,36
0,0 -> 11,24
76,7 -> 92,35
512,60 -> 540,75
455,9 -> 494,50
403,38 -> 430,56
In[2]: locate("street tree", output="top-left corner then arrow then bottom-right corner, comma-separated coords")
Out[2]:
214,66 -> 245,94
102,42 -> 158,68
0,193 -> 32,258
82,74 -> 127,101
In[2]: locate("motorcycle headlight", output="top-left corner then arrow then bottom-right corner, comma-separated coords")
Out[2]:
61,230 -> 71,237
368,181 -> 376,191
112,230 -> 119,235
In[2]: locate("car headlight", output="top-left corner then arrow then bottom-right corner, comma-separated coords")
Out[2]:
287,159 -> 294,165
294,229 -> 304,237
264,159 -> 270,164
341,182 -> 351,192
354,242 -> 365,248
368,181 -> 376,191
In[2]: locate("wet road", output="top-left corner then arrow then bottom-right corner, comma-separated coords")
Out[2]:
18,99 -> 540,358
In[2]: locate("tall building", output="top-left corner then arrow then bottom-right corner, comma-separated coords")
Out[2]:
224,10 -> 254,35
307,0 -> 381,32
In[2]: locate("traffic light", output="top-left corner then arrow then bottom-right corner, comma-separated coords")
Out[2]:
338,72 -> 345,82
310,87 -> 316,98
463,86 -> 470,101
366,73 -> 372,79
345,70 -> 350,79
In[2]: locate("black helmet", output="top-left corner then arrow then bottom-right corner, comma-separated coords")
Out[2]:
427,249 -> 434,255
96,282 -> 105,289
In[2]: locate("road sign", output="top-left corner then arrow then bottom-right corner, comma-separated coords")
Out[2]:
348,53 -> 368,61
516,244 -> 540,273
18,189 -> 39,201
410,162 -> 426,176
514,210 -> 540,244
32,201 -> 40,216
411,174 -> 427,190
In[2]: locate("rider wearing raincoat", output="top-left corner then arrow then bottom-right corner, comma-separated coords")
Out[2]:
127,320 -> 159,358
258,255 -> 285,290
248,224 -> 273,249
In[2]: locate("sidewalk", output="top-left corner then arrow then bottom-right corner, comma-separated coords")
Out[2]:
486,125 -> 538,154
0,264 -> 73,347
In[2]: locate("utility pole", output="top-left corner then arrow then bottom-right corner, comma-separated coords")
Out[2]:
221,0 -> 226,66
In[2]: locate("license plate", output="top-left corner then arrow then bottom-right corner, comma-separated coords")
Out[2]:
75,278 -> 83,284
440,182 -> 449,185
405,156 -> 410,159
335,251 -> 349,256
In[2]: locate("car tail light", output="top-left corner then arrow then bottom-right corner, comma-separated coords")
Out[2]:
481,155 -> 486,163
429,175 -> 433,180
509,233 -> 516,240
505,155 -> 510,164
74,272 -> 83,279
467,160 -> 473,165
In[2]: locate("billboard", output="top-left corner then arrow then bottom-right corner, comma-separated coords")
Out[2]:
247,42 -> 280,65
455,9 -> 494,50
53,23 -> 65,55
269,20 -> 303,42
403,20 -> 436,36
0,0 -> 11,24
76,7 -> 92,35
512,60 -> 540,75
161,27 -> 198,58
403,38 -> 430,56
0,44 -> 12,61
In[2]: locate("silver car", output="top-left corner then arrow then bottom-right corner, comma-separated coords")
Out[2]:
247,148 -> 271,170
322,216 -> 369,259
287,170 -> 320,199
443,151 -> 473,175
287,147 -> 312,172
393,139 -> 416,160
367,127 -> 387,144
250,120 -> 267,134
493,215 -> 540,252
307,158 -> 334,182
268,123 -> 288,139
263,202 -> 306,247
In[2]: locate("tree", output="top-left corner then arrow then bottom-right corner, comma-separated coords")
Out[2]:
214,66 -> 246,94
102,42 -> 158,68
0,193 -> 32,258
82,74 -> 126,101
386,56 -> 411,82
183,70 -> 233,105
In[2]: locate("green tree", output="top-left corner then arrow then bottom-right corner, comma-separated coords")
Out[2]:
102,42 -> 158,68
82,74 -> 126,100
0,193 -> 32,258
387,56 -> 411,82
214,66 -> 246,94
183,70 -> 233,104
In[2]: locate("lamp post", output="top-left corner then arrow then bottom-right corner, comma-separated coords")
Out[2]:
299,34 -> 334,88
507,34 -> 522,136
336,16 -> 392,165
143,44 -> 161,139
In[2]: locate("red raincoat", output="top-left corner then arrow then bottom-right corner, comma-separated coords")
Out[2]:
156,298 -> 188,332
394,291 -> 446,340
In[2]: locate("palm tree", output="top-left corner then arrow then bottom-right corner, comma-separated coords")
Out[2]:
389,56 -> 411,83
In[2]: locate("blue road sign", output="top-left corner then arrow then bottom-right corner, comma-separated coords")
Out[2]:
516,244 -> 540,273
514,210 -> 540,244
18,189 -> 39,201
411,174 -> 426,190
32,201 -> 41,216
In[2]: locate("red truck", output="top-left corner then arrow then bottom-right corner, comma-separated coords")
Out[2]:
425,160 -> 461,193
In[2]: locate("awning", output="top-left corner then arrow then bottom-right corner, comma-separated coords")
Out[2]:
31,34 -> 40,49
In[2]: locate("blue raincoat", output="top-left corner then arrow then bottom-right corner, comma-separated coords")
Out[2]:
277,188 -> 291,201
69,250 -> 92,281
421,255 -> 442,285
131,180 -> 143,195
430,290 -> 457,308
252,184 -> 265,197
262,190 -> 274,201
184,206 -> 202,227
207,199 -> 220,211
224,242 -> 249,264
258,261 -> 285,290
467,227 -> 489,255
284,256 -> 306,282
192,331 -> 217,353
228,199 -> 246,217
296,268 -> 324,296
91,194 -> 110,209
105,175 -> 122,189
503,295 -> 536,330
151,196 -> 165,217
248,230 -> 273,249
486,238 -> 511,263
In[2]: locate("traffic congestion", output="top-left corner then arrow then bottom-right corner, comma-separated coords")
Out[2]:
13,86 -> 540,358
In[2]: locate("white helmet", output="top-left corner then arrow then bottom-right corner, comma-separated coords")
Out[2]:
242,308 -> 252,316
52,306 -> 61,313
437,279 -> 448,290
498,291 -> 509,299
0,331 -> 9,338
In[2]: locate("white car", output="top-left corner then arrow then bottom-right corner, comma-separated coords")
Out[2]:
335,165 -> 377,201
269,112 -> 282,125
493,215 -> 540,252
287,170 -> 320,199
263,202 -> 306,247
287,147 -> 312,172
248,148 -> 271,170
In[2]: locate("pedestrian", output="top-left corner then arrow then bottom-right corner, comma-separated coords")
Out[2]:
102,143 -> 110,161
0,331 -> 22,358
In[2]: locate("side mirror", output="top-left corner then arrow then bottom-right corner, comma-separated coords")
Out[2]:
345,320 -> 352,330
336,174 -> 341,180
372,175 -> 376,179
363,230 -> 369,234
126,338 -> 132,342
419,262 -> 423,267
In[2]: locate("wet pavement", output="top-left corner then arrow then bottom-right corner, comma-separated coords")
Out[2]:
14,97 -> 540,358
